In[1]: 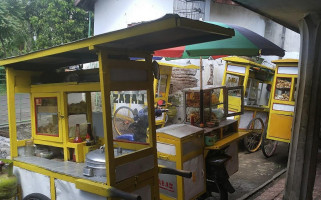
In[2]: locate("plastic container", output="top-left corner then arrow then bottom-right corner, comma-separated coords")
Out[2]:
24,139 -> 35,157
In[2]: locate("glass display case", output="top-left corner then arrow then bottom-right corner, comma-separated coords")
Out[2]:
274,77 -> 292,101
35,97 -> 59,136
184,86 -> 223,125
111,90 -> 151,157
183,86 -> 243,126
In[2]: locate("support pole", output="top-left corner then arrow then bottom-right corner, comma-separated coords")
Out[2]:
284,13 -> 321,200
200,57 -> 204,126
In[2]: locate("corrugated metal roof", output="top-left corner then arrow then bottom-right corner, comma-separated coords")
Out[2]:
0,14 -> 234,70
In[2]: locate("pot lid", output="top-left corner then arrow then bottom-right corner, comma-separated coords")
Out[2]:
86,147 -> 106,163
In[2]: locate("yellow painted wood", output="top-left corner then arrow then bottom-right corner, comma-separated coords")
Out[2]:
205,131 -> 248,150
32,92 -> 63,143
272,59 -> 299,63
98,50 -> 116,186
158,62 -> 199,69
6,68 -> 18,158
61,92 -> 69,161
224,56 -> 275,72
266,59 -> 298,143
16,140 -> 26,147
50,177 -> 56,200
31,82 -> 100,93
75,179 -> 110,197
33,139 -> 64,147
267,113 -> 293,142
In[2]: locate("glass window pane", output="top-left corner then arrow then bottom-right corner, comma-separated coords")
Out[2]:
156,75 -> 168,97
35,97 -> 59,136
226,74 -> 244,87
111,90 -> 150,157
67,93 -> 88,138
274,77 -> 292,101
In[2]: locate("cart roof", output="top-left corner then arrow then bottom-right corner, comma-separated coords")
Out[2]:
156,124 -> 203,138
223,56 -> 275,72
158,61 -> 199,69
272,59 -> 299,64
0,14 -> 234,70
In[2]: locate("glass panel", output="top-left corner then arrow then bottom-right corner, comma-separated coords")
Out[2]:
35,97 -> 59,136
67,93 -> 88,138
226,74 -> 244,87
156,74 -> 168,98
274,77 -> 292,101
111,90 -> 150,157
16,93 -> 31,140
257,83 -> 271,106
227,87 -> 243,115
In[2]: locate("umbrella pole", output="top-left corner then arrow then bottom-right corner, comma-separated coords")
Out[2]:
200,57 -> 204,127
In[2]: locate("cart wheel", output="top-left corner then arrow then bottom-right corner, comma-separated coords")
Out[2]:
243,118 -> 264,153
113,106 -> 135,135
23,193 -> 50,200
208,181 -> 228,200
262,129 -> 278,158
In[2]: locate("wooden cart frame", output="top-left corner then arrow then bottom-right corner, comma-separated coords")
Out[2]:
221,57 -> 275,153
0,14 -> 234,200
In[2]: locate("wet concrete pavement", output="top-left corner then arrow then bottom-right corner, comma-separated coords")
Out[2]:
228,142 -> 289,200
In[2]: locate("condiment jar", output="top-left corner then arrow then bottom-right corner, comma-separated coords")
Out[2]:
24,139 -> 35,156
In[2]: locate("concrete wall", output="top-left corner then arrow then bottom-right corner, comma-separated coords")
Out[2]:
209,2 -> 300,57
94,0 -> 174,35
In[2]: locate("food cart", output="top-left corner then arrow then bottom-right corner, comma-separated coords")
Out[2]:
261,59 -> 298,157
221,57 -> 275,153
153,62 -> 199,128
0,14 -> 234,200
156,85 -> 245,199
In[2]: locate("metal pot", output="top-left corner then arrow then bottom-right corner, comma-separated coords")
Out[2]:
83,146 -> 106,177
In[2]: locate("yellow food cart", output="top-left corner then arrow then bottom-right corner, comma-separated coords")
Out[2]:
221,57 -> 275,153
0,14 -> 234,200
157,85 -> 245,199
261,59 -> 298,157
153,62 -> 199,128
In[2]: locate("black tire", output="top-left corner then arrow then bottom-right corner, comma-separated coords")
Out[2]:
243,118 -> 264,153
207,181 -> 229,200
262,129 -> 278,158
211,182 -> 229,200
23,193 -> 50,200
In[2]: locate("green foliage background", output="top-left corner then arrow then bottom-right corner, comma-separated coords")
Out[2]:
0,0 -> 92,58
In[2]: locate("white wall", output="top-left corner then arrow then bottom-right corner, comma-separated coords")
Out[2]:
94,0 -> 174,35
209,2 -> 300,59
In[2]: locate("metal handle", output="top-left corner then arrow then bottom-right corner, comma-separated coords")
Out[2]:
158,165 -> 192,178
108,187 -> 141,200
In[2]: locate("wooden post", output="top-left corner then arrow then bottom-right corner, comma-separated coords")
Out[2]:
200,57 -> 204,125
284,13 -> 321,200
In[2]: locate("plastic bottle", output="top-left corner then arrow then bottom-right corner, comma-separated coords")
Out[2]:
73,124 -> 83,143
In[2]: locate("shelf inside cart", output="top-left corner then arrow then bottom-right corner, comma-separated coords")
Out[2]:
205,131 -> 248,150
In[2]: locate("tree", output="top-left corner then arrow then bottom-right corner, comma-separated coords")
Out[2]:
0,0 -> 26,58
0,0 -> 92,58
26,0 -> 91,50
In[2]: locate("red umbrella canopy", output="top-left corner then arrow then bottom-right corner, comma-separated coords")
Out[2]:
154,22 -> 285,58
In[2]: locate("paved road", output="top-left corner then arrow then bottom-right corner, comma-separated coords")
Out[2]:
0,94 -> 31,125
228,142 -> 289,200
